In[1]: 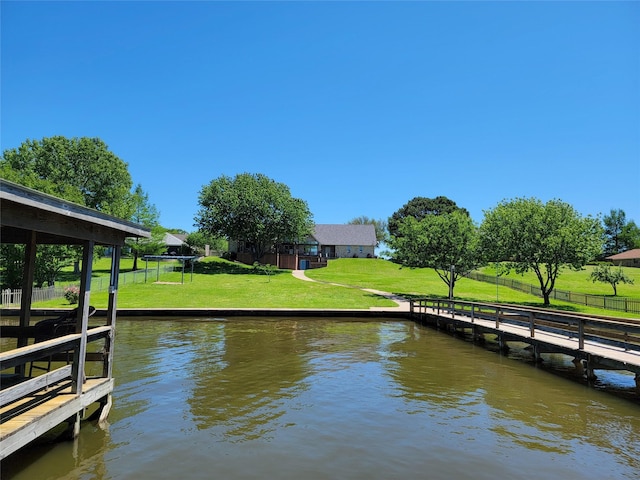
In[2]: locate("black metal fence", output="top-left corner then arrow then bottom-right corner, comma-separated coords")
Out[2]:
464,271 -> 640,315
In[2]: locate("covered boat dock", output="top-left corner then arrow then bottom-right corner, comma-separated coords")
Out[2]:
0,179 -> 149,459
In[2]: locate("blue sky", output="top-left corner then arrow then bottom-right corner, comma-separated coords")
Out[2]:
2,1 -> 638,233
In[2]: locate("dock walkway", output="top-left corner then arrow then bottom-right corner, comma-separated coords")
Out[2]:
410,298 -> 640,388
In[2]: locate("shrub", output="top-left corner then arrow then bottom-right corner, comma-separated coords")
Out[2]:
64,286 -> 80,304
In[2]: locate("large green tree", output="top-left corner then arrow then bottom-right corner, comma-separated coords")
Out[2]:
603,209 -> 640,256
388,196 -> 469,237
1,136 -> 136,287
389,211 -> 479,298
479,198 -> 603,306
195,173 -> 314,262
1,136 -> 134,217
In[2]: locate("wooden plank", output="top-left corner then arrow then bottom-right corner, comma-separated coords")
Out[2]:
0,366 -> 72,407
0,378 -> 113,460
0,326 -> 111,371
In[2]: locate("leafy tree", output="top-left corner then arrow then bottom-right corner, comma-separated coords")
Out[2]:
589,264 -> 634,296
195,173 -> 314,262
348,216 -> 388,246
1,136 -> 134,217
185,231 -> 227,256
603,209 -> 640,256
389,211 -> 479,298
621,221 -> 640,251
0,245 -> 24,289
479,198 -> 603,306
1,136 -> 136,286
126,184 -> 161,270
34,245 -> 73,287
388,196 -> 469,237
130,225 -> 168,263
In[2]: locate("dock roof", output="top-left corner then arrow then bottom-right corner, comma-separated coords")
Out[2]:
0,179 -> 150,246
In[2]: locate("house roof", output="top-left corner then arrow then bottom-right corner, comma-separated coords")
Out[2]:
606,248 -> 640,261
312,224 -> 377,246
164,232 -> 187,246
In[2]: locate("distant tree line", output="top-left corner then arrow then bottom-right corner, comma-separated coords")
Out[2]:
385,196 -> 638,305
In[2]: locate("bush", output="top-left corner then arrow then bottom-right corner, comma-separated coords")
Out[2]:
64,286 -> 80,304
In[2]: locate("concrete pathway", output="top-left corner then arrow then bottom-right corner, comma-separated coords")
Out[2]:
291,270 -> 411,312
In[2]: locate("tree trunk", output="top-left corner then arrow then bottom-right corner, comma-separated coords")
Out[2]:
542,290 -> 551,306
132,251 -> 138,271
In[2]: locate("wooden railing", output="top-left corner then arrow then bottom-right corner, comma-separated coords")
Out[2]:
409,298 -> 640,353
0,325 -> 112,408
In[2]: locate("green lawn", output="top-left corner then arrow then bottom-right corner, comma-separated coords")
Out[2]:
28,256 -> 640,319
478,264 -> 640,298
304,259 -> 640,318
33,257 -> 397,310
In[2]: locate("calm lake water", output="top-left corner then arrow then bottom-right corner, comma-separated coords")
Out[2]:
3,317 -> 640,479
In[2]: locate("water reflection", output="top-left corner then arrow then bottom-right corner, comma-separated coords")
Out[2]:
2,318 -> 640,480
384,322 -> 640,472
188,319 -> 311,440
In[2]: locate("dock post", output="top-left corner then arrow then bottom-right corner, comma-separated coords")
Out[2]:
533,345 -> 543,363
64,412 -> 82,440
529,311 -> 535,338
585,355 -> 597,382
572,357 -> 585,375
98,394 -> 113,427
578,319 -> 585,350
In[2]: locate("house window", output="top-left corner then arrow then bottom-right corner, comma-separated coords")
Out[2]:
359,246 -> 363,254
347,246 -> 351,254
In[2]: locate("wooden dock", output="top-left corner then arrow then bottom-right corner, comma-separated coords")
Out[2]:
0,179 -> 149,460
410,298 -> 640,391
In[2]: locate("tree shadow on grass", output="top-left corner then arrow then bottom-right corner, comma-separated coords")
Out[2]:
193,260 -> 288,277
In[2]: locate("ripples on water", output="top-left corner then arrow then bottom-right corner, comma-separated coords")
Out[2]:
3,318 -> 640,480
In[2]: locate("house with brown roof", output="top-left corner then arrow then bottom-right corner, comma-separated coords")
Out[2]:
230,224 -> 378,269
606,248 -> 640,268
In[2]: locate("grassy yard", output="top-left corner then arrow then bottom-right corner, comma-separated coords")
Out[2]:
27,257 -> 640,319
32,257 -> 397,310
478,264 -> 640,298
